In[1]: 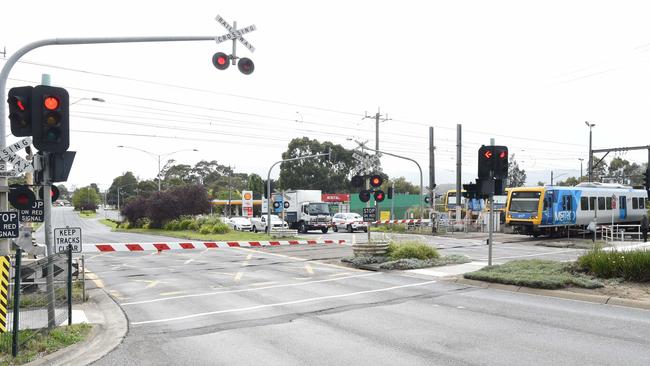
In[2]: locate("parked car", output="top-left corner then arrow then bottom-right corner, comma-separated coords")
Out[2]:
226,217 -> 252,231
332,213 -> 368,233
250,215 -> 288,233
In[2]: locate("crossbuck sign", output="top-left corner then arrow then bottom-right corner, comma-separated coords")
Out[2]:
351,150 -> 382,176
215,15 -> 257,53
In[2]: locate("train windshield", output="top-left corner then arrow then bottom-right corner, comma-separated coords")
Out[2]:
509,191 -> 541,213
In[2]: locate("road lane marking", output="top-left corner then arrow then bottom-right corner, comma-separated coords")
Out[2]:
329,272 -> 351,277
131,279 -> 438,325
121,272 -> 381,306
160,291 -> 186,296
84,270 -> 105,289
304,263 -> 314,275
234,272 -> 243,281
135,280 -> 167,289
184,259 -> 195,265
234,247 -> 362,272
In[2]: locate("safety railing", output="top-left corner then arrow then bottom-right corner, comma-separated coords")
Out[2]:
601,224 -> 642,243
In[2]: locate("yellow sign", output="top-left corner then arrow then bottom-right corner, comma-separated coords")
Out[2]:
380,211 -> 391,221
0,256 -> 9,333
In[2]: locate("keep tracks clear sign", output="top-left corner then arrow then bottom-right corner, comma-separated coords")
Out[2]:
54,227 -> 82,253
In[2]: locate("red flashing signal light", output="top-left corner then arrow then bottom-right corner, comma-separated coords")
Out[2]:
370,175 -> 383,188
8,86 -> 34,136
212,52 -> 230,70
44,96 -> 59,110
484,150 -> 493,159
374,190 -> 385,202
499,150 -> 507,159
238,57 -> 255,75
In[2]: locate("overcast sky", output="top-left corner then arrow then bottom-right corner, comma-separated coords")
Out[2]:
2,0 -> 649,191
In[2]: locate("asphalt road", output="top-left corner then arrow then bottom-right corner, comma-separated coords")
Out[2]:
41,209 -> 650,365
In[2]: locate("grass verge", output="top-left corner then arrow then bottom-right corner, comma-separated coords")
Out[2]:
0,323 -> 92,365
99,220 -> 276,241
78,211 -> 97,218
464,260 -> 603,289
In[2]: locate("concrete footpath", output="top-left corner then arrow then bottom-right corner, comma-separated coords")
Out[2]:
27,287 -> 128,366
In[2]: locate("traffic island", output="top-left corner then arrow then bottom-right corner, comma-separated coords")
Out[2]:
343,241 -> 471,271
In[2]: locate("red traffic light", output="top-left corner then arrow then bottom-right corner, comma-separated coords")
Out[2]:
483,150 -> 493,159
499,150 -> 507,159
212,52 -> 230,70
374,190 -> 385,202
238,57 -> 255,75
44,96 -> 60,111
370,175 -> 383,188
16,98 -> 26,111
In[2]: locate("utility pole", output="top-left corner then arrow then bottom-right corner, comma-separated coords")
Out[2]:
579,158 -> 584,182
456,124 -> 462,220
429,127 -> 436,211
364,109 -> 391,221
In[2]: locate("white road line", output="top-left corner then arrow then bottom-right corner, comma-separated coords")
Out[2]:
184,259 -> 195,265
121,272 -> 381,306
131,279 -> 438,325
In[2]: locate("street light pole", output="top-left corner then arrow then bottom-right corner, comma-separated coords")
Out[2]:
117,145 -> 198,191
578,158 -> 584,182
585,121 -> 595,182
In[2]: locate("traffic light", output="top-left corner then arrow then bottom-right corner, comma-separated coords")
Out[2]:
359,190 -> 371,203
38,185 -> 60,203
478,145 -> 508,180
369,175 -> 383,188
8,86 -> 34,137
32,85 -> 70,153
238,58 -> 255,75
9,185 -> 35,210
462,183 -> 479,199
387,187 -> 393,199
212,52 -> 230,70
374,190 -> 385,202
424,195 -> 431,204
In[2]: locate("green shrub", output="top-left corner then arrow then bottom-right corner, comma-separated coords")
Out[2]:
388,242 -> 439,260
179,218 -> 194,230
187,221 -> 199,231
578,248 -> 650,282
164,219 -> 180,231
374,224 -> 407,233
212,222 -> 230,234
199,225 -> 213,235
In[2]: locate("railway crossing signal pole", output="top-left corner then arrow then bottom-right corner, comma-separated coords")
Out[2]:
0,32 -> 236,256
591,144 -> 650,185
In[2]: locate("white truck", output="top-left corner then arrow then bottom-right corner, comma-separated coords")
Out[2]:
286,190 -> 331,233
250,215 -> 288,233
265,190 -> 331,234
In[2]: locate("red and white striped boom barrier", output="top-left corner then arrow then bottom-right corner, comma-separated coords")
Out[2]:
371,219 -> 431,225
84,239 -> 347,252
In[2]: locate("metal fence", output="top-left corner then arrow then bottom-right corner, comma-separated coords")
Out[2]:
0,248 -> 78,357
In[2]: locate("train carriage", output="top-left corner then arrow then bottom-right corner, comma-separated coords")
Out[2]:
505,182 -> 648,237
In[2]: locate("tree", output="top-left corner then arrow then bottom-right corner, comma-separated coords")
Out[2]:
556,176 -> 580,187
72,186 -> 101,211
107,172 -> 138,206
121,185 -> 211,228
56,184 -> 70,200
607,157 -> 644,185
590,155 -> 608,181
507,154 -> 526,187
247,173 -> 265,199
279,137 -> 355,192
383,177 -> 419,195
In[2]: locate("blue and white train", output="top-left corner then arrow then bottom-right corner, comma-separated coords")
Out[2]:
505,182 -> 648,237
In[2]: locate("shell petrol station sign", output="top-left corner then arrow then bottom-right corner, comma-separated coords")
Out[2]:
242,191 -> 253,217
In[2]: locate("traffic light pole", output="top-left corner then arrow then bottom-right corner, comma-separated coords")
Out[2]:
0,35 -> 219,255
488,194 -> 494,266
355,145 -> 424,222
266,152 -> 330,236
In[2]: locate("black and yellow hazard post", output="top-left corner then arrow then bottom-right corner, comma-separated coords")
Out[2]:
0,255 -> 9,334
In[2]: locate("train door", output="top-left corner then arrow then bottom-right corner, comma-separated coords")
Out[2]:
619,196 -> 627,220
541,190 -> 554,225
